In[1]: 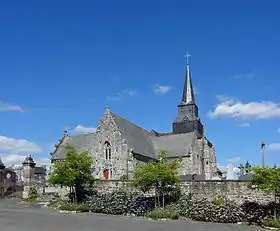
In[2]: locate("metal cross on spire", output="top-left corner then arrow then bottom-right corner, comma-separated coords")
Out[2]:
184,52 -> 191,65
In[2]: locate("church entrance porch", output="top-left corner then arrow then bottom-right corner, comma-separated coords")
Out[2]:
103,169 -> 112,179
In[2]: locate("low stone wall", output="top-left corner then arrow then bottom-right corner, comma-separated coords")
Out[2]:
92,180 -> 132,192
92,180 -> 274,204
35,180 -> 274,204
44,185 -> 69,198
180,180 -> 274,204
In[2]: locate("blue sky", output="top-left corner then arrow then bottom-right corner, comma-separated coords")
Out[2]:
0,0 -> 280,169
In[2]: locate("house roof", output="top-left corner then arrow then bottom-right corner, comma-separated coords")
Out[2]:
110,112 -> 156,159
51,133 -> 95,160
151,133 -> 194,157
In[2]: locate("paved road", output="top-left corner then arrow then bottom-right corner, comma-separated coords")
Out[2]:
0,199 -> 263,231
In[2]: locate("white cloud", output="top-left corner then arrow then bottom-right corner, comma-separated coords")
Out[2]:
124,89 -> 137,96
277,127 -> 280,133
239,122 -> 250,127
107,88 -> 137,101
0,101 -> 24,112
1,154 -> 50,167
153,85 -> 171,95
208,96 -> 280,119
106,94 -> 122,101
227,157 -> 243,163
71,125 -> 96,134
232,73 -> 254,79
267,143 -> 280,151
0,135 -> 44,167
0,136 -> 42,154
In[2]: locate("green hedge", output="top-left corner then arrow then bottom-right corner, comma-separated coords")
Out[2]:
58,203 -> 90,212
145,208 -> 180,220
263,218 -> 280,228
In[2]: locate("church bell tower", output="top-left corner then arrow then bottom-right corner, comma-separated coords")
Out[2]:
172,53 -> 203,138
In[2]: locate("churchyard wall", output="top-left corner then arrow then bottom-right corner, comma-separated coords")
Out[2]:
34,180 -> 274,204
91,180 -> 274,204
180,180 -> 274,204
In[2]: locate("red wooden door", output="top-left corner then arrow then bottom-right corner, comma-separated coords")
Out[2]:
103,169 -> 109,179
103,169 -> 112,179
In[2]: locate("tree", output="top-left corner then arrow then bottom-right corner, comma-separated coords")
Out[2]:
251,166 -> 280,219
49,145 -> 94,202
131,150 -> 181,208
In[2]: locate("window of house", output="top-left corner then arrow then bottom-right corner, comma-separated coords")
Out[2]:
104,141 -> 111,160
206,161 -> 209,165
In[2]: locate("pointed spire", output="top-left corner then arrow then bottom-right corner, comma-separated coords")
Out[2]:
181,52 -> 195,105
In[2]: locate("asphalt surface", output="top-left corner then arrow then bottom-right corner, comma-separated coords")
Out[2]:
0,199 -> 264,231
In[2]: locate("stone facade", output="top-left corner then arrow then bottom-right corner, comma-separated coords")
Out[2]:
92,109 -> 132,180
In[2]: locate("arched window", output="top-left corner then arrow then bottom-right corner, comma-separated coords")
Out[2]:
104,141 -> 111,160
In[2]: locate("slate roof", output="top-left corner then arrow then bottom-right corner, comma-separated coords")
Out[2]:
35,166 -> 47,175
151,133 -> 194,157
52,111 -> 196,161
180,174 -> 205,181
110,112 -> 156,159
238,173 -> 253,181
51,133 -> 95,160
23,155 -> 35,165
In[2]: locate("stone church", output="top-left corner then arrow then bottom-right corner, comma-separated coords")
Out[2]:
51,61 -> 219,180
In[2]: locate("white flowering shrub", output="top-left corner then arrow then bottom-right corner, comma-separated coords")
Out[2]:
184,198 -> 244,223
164,193 -> 192,216
241,201 -> 280,225
88,188 -> 279,224
127,195 -> 155,215
88,189 -> 155,215
164,196 -> 244,223
89,190 -> 135,215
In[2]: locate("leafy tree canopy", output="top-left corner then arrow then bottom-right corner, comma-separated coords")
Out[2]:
49,145 -> 94,201
251,166 -> 280,219
251,166 -> 280,195
131,150 -> 181,207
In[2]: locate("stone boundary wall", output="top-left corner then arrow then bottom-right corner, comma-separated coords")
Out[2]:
91,180 -> 274,204
180,180 -> 274,204
44,186 -> 70,198
40,180 -> 274,204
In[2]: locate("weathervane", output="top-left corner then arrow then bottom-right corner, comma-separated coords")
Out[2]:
184,52 -> 191,65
